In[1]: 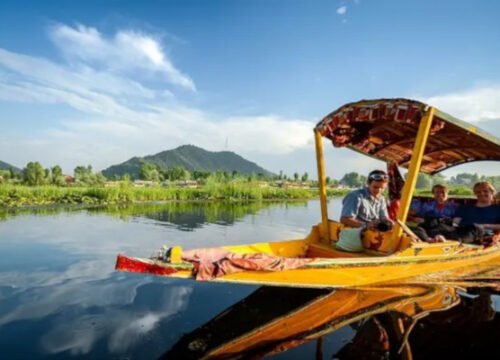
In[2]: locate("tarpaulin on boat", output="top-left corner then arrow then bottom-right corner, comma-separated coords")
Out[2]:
315,98 -> 500,174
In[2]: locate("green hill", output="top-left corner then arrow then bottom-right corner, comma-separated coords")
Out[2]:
102,145 -> 273,179
0,160 -> 20,173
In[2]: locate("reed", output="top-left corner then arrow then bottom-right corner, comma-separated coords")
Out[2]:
0,183 -> 350,207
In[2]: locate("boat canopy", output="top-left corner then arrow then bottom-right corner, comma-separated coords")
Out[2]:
315,98 -> 500,174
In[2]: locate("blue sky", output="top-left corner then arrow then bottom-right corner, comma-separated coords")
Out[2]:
1,0 -> 499,178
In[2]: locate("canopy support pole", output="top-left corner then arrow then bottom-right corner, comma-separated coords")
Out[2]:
394,106 -> 435,242
315,130 -> 330,243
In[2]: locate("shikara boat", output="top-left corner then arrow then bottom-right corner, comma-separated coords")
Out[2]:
116,98 -> 500,288
162,284 -> 459,359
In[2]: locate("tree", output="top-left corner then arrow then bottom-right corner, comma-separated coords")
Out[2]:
247,172 -> 257,182
0,169 -> 10,183
74,165 -> 92,184
340,172 -> 364,188
94,172 -> 107,186
193,170 -> 211,181
122,173 -> 131,183
166,166 -> 188,181
301,172 -> 309,182
51,165 -> 63,178
23,161 -> 46,185
51,165 -> 65,185
74,165 -> 107,186
293,172 -> 299,182
430,173 -> 447,187
450,172 -> 479,186
140,163 -> 161,182
416,173 -> 432,189
325,176 -> 331,185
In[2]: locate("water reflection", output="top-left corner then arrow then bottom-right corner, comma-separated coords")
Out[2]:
0,201 -> 309,231
164,284 -> 500,359
0,200 -> 498,359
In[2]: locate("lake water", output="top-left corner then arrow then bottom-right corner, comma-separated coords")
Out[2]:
0,199 -> 499,359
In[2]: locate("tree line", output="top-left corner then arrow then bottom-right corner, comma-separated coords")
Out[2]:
0,161 -> 310,186
0,162 -> 106,186
0,161 -> 498,191
339,171 -> 500,191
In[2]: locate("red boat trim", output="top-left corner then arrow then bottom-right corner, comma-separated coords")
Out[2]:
115,254 -> 180,276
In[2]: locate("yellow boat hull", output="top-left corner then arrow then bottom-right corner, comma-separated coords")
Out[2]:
116,224 -> 500,288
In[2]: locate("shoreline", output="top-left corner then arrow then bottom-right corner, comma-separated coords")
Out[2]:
0,184 -> 350,208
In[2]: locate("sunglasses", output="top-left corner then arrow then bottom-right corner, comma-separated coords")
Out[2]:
369,173 -> 389,181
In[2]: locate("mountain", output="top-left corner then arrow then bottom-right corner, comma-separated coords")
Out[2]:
0,160 -> 20,173
102,145 -> 273,179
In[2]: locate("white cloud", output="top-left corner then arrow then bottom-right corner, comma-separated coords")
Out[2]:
336,6 -> 348,15
38,285 -> 192,355
49,24 -> 195,91
0,23 -> 314,173
1,22 -> 498,178
418,85 -> 500,123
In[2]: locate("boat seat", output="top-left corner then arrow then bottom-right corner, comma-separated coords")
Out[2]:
306,242 -> 368,259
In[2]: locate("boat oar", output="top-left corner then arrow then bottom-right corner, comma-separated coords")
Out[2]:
395,219 -> 422,243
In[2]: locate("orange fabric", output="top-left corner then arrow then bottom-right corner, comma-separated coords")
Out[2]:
182,248 -> 314,281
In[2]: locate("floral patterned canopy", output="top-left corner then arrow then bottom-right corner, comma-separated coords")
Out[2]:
315,98 -> 500,174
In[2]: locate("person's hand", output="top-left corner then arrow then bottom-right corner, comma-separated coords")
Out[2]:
430,235 -> 446,243
367,220 -> 380,230
413,217 -> 424,224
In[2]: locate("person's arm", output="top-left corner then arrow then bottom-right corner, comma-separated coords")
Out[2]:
407,199 -> 423,223
478,224 -> 500,231
340,216 -> 366,228
452,205 -> 465,226
340,192 -> 365,228
379,198 -> 392,223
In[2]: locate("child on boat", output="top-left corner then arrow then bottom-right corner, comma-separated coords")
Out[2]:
409,184 -> 458,243
409,184 -> 457,223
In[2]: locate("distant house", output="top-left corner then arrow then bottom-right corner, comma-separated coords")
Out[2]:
274,180 -> 287,188
133,180 -> 155,187
175,180 -> 198,188
258,181 -> 269,188
274,181 -> 310,189
64,175 -> 75,184
333,183 -> 352,189
104,181 -> 120,188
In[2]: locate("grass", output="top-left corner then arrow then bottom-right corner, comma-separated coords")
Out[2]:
0,183 -> 351,207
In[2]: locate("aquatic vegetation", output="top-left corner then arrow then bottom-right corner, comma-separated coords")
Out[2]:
0,184 -> 349,207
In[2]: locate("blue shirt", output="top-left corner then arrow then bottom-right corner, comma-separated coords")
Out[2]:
341,187 -> 389,224
455,205 -> 500,225
410,199 -> 457,218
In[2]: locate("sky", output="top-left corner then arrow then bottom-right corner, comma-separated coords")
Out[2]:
0,0 -> 499,179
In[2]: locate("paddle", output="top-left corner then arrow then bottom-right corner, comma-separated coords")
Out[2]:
396,219 -> 422,243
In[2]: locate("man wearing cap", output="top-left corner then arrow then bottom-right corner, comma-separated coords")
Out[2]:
340,170 -> 391,229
